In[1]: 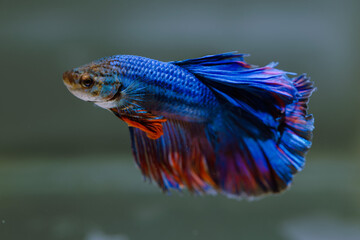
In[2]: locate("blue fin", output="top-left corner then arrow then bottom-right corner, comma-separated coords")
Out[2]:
128,53 -> 314,198
171,52 -> 297,102
172,53 -> 314,196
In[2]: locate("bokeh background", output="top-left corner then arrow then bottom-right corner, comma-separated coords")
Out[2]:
1,0 -> 359,239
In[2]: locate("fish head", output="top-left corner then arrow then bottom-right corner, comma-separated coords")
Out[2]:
63,61 -> 123,107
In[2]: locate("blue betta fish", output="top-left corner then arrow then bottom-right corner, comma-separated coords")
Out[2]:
63,52 -> 314,198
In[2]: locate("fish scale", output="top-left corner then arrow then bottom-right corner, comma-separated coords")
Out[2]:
118,56 -> 212,98
104,55 -> 220,120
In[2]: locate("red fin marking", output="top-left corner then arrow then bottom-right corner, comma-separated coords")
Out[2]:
110,107 -> 167,139
121,116 -> 166,139
237,61 -> 251,68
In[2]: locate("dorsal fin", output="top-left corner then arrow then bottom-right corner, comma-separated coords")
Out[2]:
172,52 -> 297,112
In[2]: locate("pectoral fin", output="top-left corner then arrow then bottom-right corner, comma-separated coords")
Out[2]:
110,107 -> 167,139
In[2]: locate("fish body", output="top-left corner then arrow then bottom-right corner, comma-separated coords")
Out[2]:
63,52 -> 314,199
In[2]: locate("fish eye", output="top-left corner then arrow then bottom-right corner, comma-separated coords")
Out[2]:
80,74 -> 94,88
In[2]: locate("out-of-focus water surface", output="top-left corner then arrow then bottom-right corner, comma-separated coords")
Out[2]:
0,0 -> 359,239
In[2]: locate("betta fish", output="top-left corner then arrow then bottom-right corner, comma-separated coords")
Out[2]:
63,52 -> 314,199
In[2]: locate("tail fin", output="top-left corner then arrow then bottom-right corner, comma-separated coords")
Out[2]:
129,53 -> 314,198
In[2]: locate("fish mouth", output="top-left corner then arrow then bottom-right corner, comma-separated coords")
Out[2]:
63,70 -> 76,86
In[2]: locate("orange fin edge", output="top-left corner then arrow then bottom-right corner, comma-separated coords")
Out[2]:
110,107 -> 167,140
121,116 -> 167,139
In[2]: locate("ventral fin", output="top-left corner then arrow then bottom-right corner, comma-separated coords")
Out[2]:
110,107 -> 167,139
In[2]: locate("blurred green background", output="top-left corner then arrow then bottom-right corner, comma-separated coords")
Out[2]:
1,0 -> 359,239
